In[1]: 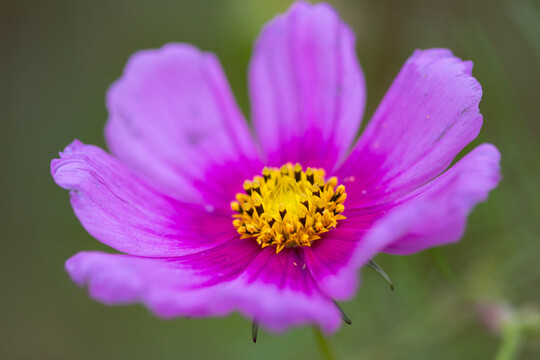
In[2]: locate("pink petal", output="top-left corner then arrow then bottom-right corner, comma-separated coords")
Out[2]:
67,238 -> 341,334
65,237 -> 261,314
106,43 -> 263,207
306,144 -> 500,300
235,246 -> 341,333
249,1 -> 365,169
382,143 -> 501,254
51,140 -> 236,257
304,205 -> 388,299
337,49 -> 483,206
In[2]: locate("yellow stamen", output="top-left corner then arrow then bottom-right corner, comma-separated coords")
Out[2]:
231,163 -> 347,253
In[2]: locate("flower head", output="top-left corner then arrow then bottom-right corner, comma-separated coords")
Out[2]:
51,1 -> 500,334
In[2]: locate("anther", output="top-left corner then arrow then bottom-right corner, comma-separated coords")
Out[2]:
246,223 -> 258,233
254,198 -> 264,216
262,167 -> 271,182
335,193 -> 347,203
327,176 -> 338,190
293,163 -> 302,181
252,180 -> 262,196
285,222 -> 295,233
237,226 -> 247,235
242,203 -> 254,217
306,168 -> 314,184
311,184 -> 321,198
278,204 -> 287,220
230,201 -> 242,213
331,184 -> 346,202
243,180 -> 252,195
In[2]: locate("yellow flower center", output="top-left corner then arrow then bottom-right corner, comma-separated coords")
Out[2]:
231,163 -> 347,253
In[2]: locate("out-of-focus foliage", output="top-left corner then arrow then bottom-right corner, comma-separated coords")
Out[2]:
1,0 -> 538,359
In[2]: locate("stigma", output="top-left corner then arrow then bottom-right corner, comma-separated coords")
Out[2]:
231,163 -> 347,253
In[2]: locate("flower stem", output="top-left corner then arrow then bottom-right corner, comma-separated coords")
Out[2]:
313,327 -> 337,360
495,323 -> 523,360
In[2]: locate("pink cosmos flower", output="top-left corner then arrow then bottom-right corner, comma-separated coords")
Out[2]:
51,1 -> 500,334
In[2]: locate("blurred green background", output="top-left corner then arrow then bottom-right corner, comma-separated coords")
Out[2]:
2,0 -> 539,359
